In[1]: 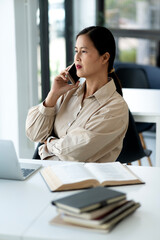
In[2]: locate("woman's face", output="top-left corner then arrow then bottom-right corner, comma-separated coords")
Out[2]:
74,34 -> 107,79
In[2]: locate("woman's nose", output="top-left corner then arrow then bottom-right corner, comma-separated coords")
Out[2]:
75,52 -> 80,61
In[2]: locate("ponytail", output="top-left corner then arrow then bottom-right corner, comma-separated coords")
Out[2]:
108,69 -> 123,96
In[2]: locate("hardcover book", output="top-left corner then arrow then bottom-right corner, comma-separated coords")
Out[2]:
52,187 -> 126,213
61,200 -> 136,226
61,202 -> 141,230
57,199 -> 127,220
50,202 -> 140,233
40,161 -> 144,192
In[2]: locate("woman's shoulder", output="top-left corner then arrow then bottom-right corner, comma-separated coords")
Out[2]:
96,89 -> 129,120
108,90 -> 128,112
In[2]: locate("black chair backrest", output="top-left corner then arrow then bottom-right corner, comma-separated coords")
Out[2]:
32,142 -> 42,159
116,110 -> 147,164
116,67 -> 150,89
33,129 -> 56,159
116,65 -> 153,133
114,62 -> 160,89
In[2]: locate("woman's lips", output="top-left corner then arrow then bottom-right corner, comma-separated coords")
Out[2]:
76,65 -> 82,69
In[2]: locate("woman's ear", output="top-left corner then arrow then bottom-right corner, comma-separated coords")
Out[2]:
102,52 -> 110,64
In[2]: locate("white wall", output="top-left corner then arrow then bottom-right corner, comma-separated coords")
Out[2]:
0,0 -> 18,150
0,0 -> 38,158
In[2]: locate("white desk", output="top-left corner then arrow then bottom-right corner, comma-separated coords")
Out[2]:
0,160 -> 59,240
1,159 -> 160,240
123,88 -> 160,167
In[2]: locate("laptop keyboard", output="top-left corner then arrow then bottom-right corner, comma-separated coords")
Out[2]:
21,168 -> 35,177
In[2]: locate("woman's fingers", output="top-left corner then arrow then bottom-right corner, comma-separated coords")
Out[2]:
59,69 -> 69,81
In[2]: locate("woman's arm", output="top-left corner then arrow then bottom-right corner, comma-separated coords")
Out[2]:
39,104 -> 129,162
26,68 -> 79,142
25,102 -> 57,142
44,67 -> 79,107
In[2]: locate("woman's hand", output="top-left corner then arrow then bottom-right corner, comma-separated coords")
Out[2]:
44,67 -> 79,107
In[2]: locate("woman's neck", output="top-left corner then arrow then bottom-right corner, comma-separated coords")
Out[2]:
84,72 -> 109,98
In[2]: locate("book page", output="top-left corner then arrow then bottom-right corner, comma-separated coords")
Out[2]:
49,162 -> 96,184
85,162 -> 138,184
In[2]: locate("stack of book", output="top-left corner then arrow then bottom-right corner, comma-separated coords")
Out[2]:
51,186 -> 140,233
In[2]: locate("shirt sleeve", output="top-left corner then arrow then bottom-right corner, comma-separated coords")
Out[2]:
44,104 -> 129,162
25,102 -> 56,142
26,94 -> 65,142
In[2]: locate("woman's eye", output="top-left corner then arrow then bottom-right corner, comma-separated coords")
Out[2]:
74,50 -> 87,54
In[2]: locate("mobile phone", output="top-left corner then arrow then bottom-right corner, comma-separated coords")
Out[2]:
68,63 -> 80,84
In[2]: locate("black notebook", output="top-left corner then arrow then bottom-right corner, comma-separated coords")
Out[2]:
52,187 -> 126,213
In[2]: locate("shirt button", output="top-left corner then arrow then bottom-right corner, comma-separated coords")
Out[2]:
68,122 -> 71,126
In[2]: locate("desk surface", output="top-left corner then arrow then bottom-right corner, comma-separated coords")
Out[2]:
123,88 -> 160,167
123,88 -> 160,116
1,159 -> 160,240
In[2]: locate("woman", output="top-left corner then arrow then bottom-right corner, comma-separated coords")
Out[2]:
26,26 -> 129,162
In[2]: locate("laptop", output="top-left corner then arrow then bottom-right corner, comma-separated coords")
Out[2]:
0,139 -> 42,180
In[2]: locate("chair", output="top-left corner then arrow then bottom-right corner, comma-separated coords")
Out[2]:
115,63 -> 160,90
32,142 -> 43,159
33,129 -> 56,159
114,63 -> 153,166
116,110 -> 152,165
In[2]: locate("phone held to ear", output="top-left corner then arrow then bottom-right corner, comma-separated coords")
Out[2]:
68,63 -> 80,85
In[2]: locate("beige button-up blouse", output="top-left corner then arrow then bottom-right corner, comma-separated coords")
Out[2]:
26,79 -> 129,162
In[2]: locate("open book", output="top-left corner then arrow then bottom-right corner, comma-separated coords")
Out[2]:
40,161 -> 144,192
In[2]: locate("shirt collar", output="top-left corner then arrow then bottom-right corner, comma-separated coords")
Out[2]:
74,78 -> 117,105
74,81 -> 86,97
93,79 -> 117,105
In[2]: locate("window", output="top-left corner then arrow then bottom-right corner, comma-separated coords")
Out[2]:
48,0 -> 66,83
104,0 -> 160,65
105,0 -> 160,30
37,0 -> 66,102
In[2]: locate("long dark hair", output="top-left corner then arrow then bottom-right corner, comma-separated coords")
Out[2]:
76,26 -> 122,96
